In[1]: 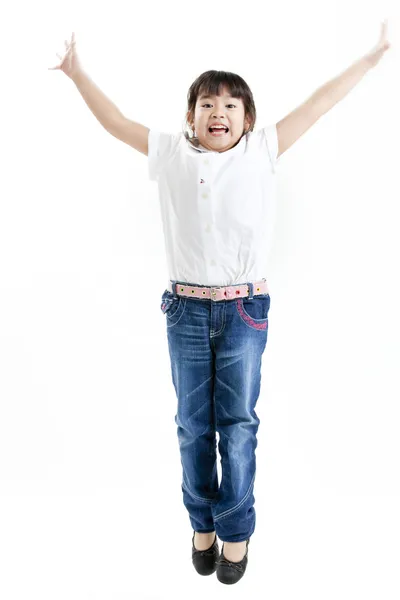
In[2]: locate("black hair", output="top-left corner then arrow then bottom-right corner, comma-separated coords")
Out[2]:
183,70 -> 257,140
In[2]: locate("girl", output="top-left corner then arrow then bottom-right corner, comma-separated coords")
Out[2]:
49,24 -> 390,585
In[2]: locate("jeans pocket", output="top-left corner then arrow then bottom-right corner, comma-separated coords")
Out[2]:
236,294 -> 270,330
160,290 -> 183,321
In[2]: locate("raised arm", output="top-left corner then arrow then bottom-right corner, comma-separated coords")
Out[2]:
275,20 -> 391,159
72,70 -> 150,155
49,33 -> 150,156
105,115 -> 150,156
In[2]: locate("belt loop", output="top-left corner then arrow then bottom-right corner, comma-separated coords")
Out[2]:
247,282 -> 254,300
170,280 -> 178,299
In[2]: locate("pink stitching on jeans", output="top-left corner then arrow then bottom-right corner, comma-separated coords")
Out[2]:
237,299 -> 268,330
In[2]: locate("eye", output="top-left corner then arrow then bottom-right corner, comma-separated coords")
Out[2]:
201,104 -> 236,108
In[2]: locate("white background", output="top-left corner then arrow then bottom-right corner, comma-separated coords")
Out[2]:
0,0 -> 399,598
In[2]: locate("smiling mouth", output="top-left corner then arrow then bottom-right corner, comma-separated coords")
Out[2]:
208,127 -> 229,135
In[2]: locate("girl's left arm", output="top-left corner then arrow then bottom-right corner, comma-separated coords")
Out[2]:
311,19 -> 391,115
276,20 -> 391,159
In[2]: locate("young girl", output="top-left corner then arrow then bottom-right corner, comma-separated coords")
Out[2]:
49,25 -> 390,585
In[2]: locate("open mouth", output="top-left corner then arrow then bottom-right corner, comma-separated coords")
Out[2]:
208,126 -> 229,136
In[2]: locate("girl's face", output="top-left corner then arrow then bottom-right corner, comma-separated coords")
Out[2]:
188,86 -> 251,152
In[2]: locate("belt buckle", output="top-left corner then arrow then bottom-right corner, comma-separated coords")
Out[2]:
210,287 -> 219,301
210,285 -> 236,301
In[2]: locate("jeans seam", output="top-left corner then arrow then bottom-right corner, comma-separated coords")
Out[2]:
182,479 -> 216,504
213,471 -> 256,521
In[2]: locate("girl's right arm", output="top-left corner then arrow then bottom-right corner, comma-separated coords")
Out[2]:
49,33 -> 149,156
72,69 -> 150,155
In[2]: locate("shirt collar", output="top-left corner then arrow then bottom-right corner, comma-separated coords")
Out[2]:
184,131 -> 247,153
184,132 -> 209,153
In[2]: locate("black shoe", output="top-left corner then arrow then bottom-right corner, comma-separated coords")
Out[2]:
216,538 -> 250,585
191,531 -> 220,576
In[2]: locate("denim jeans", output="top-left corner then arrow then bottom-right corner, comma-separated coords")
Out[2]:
160,280 -> 271,543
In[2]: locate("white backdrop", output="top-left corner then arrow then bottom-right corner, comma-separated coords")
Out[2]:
0,0 -> 399,598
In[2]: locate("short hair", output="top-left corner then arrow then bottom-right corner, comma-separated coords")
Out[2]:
183,70 -> 257,140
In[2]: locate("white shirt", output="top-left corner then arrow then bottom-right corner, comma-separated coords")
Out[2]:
148,125 -> 280,287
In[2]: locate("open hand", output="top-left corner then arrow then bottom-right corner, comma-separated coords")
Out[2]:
48,32 -> 82,79
365,19 -> 391,68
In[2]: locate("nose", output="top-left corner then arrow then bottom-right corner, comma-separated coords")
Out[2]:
212,110 -> 226,118
211,102 -> 227,119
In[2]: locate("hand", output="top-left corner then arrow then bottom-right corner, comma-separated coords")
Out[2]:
48,32 -> 82,79
365,19 -> 391,68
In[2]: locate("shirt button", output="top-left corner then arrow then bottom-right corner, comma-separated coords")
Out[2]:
205,224 -> 211,232
203,159 -> 209,165
211,259 -> 216,266
201,192 -> 208,199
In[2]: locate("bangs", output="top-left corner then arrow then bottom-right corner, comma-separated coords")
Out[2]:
196,72 -> 246,103
184,69 -> 257,137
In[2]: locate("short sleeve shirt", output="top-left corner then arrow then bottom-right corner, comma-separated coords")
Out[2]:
148,126 -> 280,287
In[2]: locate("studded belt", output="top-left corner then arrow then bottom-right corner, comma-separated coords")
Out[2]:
167,278 -> 269,302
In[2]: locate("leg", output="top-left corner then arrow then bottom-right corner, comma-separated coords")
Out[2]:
211,293 -> 270,547
161,289 -> 218,533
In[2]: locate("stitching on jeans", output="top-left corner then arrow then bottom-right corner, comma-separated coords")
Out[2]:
166,298 -> 187,328
213,472 -> 256,521
210,301 -> 227,337
236,299 -> 268,330
182,479 -> 216,504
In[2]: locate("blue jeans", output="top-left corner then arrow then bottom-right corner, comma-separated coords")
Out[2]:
160,280 -> 271,543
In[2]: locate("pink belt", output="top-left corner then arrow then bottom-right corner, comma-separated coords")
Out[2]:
167,278 -> 269,302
